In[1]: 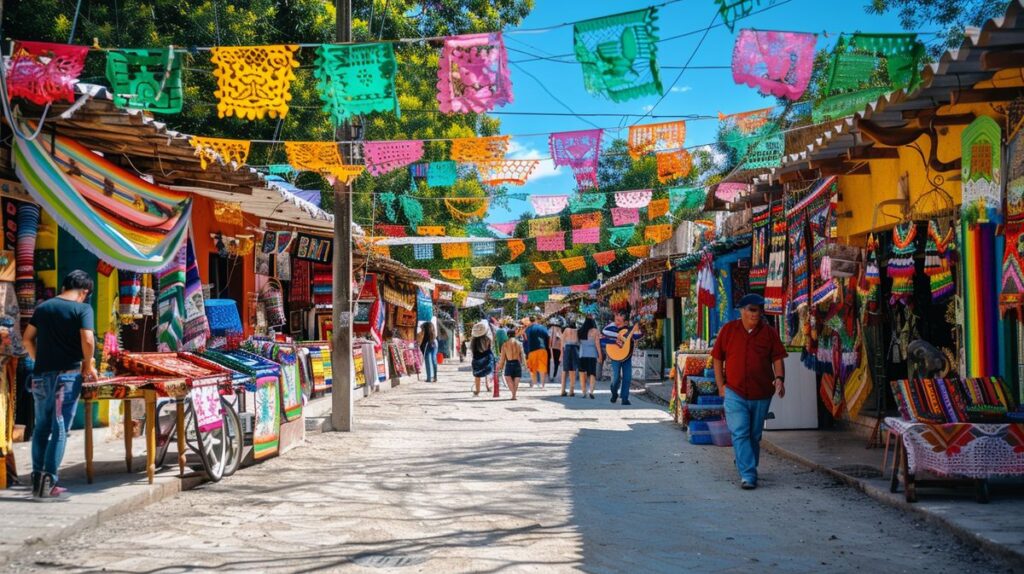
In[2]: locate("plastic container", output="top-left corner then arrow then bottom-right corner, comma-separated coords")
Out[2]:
697,395 -> 724,406
708,419 -> 732,447
703,368 -> 715,378
688,420 -> 713,445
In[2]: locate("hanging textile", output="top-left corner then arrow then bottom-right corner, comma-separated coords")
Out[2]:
715,182 -> 748,203
268,164 -> 296,177
528,216 -> 561,238
476,159 -> 540,186
814,33 -> 924,122
413,243 -> 434,260
572,227 -> 600,245
549,129 -> 602,189
722,122 -> 784,170
372,244 -> 391,258
490,221 -> 519,235
1001,125 -> 1024,315
628,121 -> 686,159
314,43 -> 398,124
427,161 -> 458,187
645,224 -> 673,244
470,266 -> 495,279
14,131 -> 192,273
213,201 -> 244,227
182,237 -> 210,351
560,256 -> 586,272
808,184 -> 838,306
416,225 -> 445,236
471,241 -> 496,257
669,187 -> 707,219
923,221 -> 956,302
284,142 -> 365,183
749,205 -> 770,293
732,30 -> 817,101
441,242 -> 470,259
399,195 -> 425,231
437,32 -> 513,113
157,246 -> 187,352
534,261 -> 554,274
530,195 -> 570,216
363,141 -> 424,176
439,269 -> 463,280
527,289 -> 550,304
15,203 -> 40,314
961,116 -> 1003,223
500,263 -> 521,278
785,178 -> 836,310
593,250 -> 616,267
573,8 -> 663,102
508,239 -> 526,261
210,45 -> 299,119
191,137 -> 250,170
106,47 -> 183,113
537,233 -> 566,252
627,245 -> 651,258
445,197 -> 490,220
656,150 -> 692,182
119,271 -> 143,321
715,0 -> 763,32
377,224 -> 406,237
720,107 -> 773,134
450,136 -> 510,162
608,225 -> 635,247
888,222 -> 918,306
612,207 -> 640,226
571,211 -> 603,229
615,190 -> 653,209
7,41 -> 89,105
764,202 -> 787,315
465,222 -> 492,237
647,198 -> 669,220
569,192 -> 607,212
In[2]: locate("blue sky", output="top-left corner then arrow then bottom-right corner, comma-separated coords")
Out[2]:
485,0 -> 915,224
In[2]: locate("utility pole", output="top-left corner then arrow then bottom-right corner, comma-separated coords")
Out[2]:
331,0 -> 354,432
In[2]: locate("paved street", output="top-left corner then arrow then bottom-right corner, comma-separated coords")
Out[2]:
5,362 -> 1012,573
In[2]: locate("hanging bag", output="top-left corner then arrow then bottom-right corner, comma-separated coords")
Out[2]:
259,278 -> 287,327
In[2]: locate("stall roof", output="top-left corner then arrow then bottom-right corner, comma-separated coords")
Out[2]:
375,235 -> 498,246
758,0 -> 1024,181
597,257 -> 669,296
365,254 -> 434,289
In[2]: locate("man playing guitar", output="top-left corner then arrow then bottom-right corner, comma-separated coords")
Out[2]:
601,310 -> 643,405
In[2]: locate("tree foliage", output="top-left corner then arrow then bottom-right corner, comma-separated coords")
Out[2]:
866,0 -> 1010,56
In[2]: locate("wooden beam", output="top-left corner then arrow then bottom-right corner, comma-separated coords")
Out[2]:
950,87 -> 1024,105
847,146 -> 900,161
981,50 -> 1024,71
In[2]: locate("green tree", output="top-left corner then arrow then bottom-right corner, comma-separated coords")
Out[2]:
866,0 -> 1010,56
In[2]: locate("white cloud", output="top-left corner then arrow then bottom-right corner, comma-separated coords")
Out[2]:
507,140 -> 562,181
641,104 -> 655,112
670,86 -> 692,93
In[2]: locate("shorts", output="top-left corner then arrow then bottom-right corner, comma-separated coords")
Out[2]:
578,357 -> 597,377
527,349 -> 549,374
562,344 -> 580,371
503,360 -> 522,378
472,355 -> 493,378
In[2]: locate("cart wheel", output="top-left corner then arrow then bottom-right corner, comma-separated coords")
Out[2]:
975,480 -> 990,504
192,401 -> 228,483
220,397 -> 244,477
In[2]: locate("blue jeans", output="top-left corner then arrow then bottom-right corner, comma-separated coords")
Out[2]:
609,358 -> 632,401
423,345 -> 437,381
30,370 -> 83,480
724,387 -> 772,484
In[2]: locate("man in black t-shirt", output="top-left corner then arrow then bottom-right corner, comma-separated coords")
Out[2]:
22,270 -> 97,500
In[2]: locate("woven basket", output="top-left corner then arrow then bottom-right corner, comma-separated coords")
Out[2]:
259,278 -> 287,327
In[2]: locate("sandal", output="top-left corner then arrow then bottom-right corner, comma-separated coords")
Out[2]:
561,391 -> 567,397
569,392 -> 575,397
589,393 -> 595,399
473,390 -> 480,396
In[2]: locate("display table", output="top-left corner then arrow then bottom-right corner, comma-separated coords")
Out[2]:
885,417 -> 1024,502
671,352 -> 710,424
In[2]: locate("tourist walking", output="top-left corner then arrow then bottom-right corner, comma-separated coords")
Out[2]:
418,322 -> 438,382
711,293 -> 787,490
548,317 -> 563,379
560,318 -> 580,397
21,270 -> 97,500
470,322 -> 494,396
602,310 -> 643,406
496,327 -> 527,400
577,317 -> 601,399
523,316 -> 550,388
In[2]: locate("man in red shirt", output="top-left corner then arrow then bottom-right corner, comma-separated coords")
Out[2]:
710,293 -> 787,490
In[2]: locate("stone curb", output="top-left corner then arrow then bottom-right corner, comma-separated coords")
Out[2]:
761,438 -> 1024,571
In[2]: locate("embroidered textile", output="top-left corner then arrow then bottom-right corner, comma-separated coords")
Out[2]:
119,271 -> 143,320
962,116 -> 1002,222
528,216 -> 561,238
363,140 -> 424,176
888,222 -> 917,306
612,207 -> 640,226
608,225 -> 635,247
413,243 -> 433,260
615,190 -> 653,209
537,233 -> 566,252
628,121 -> 685,159
400,195 -> 425,230
500,263 -> 522,278
476,159 -> 540,186
470,266 -> 496,279
182,237 -> 210,351
13,131 -> 192,273
572,227 -> 600,245
7,41 -> 89,105
1001,128 -> 1024,314
437,33 -> 513,113
445,197 -> 490,220
284,142 -> 364,183
926,220 -> 956,303
732,30 -> 816,101
886,417 -> 1024,479
294,233 -> 333,263
715,182 -> 748,203
191,137 -> 250,170
627,245 -> 651,258
508,239 -> 526,261
440,269 -> 463,280
314,43 -> 398,124
561,256 -> 587,272
808,188 -> 837,305
530,195 -> 569,216
471,241 -> 496,257
572,211 -> 603,229
213,201 -> 244,227
106,48 -> 183,113
573,8 -> 663,102
289,258 -> 312,306
715,0 -> 763,32
645,224 -> 673,243
749,204 -> 770,292
450,136 -> 510,162
416,225 -> 445,236
656,149 -> 692,182
490,221 -> 519,235
593,250 -> 616,266
569,192 -> 607,212
441,242 -> 470,259
210,45 -> 300,120
157,246 -> 187,352
377,224 -> 406,237
427,161 -> 458,187
550,129 -> 602,189
647,198 -> 669,220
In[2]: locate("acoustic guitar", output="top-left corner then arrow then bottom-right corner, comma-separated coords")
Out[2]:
605,324 -> 640,362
